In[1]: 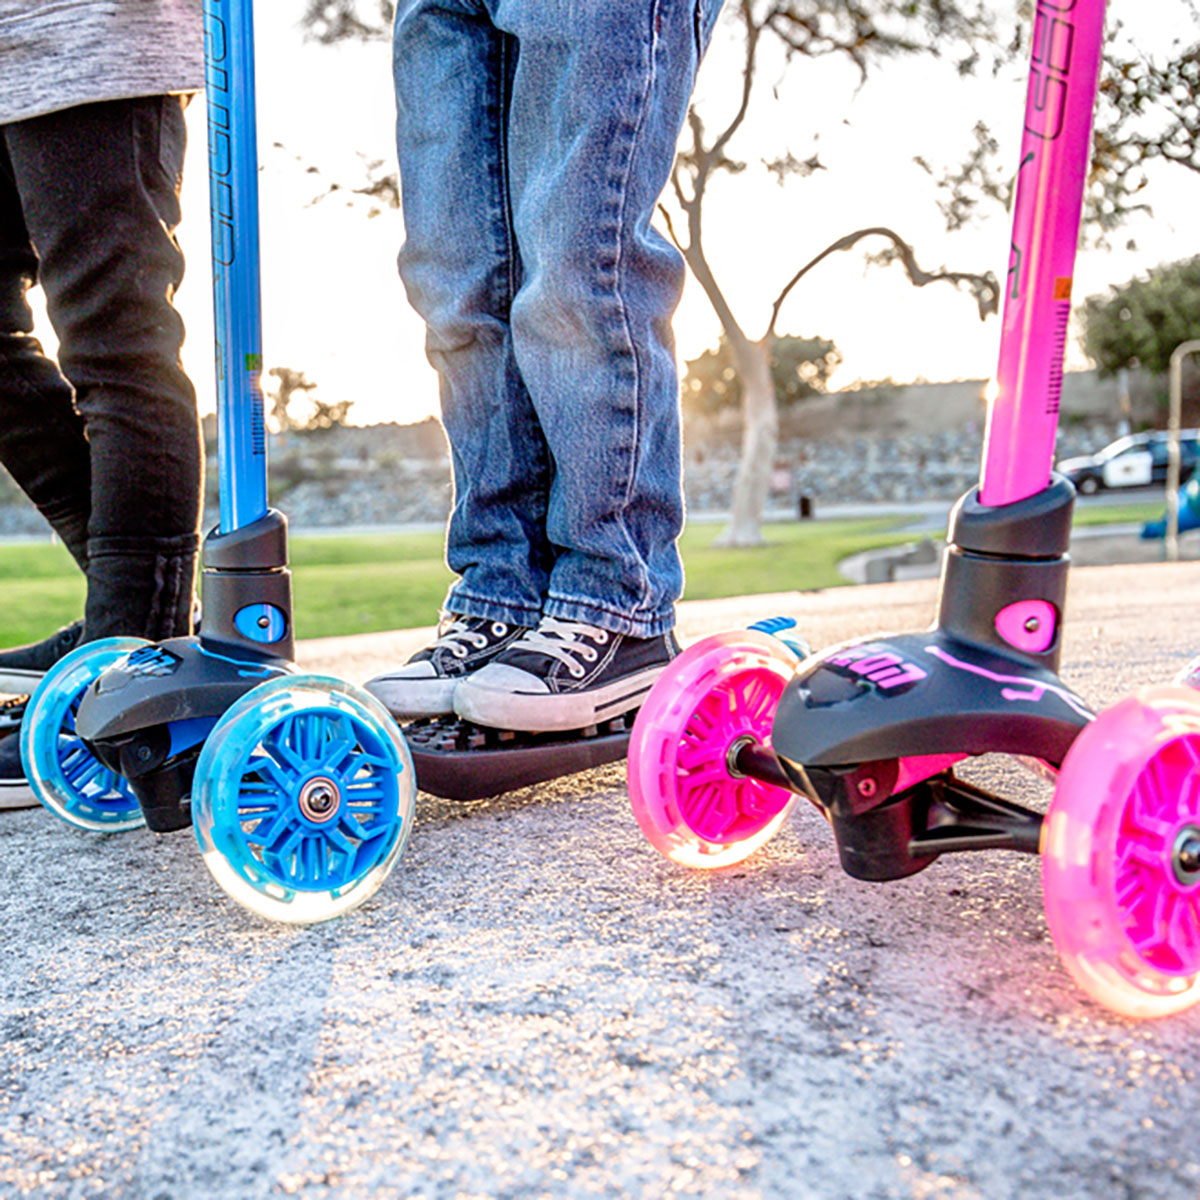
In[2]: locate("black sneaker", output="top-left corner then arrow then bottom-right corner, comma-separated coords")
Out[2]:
0,619 -> 84,693
453,617 -> 679,733
364,615 -> 532,720
0,730 -> 36,810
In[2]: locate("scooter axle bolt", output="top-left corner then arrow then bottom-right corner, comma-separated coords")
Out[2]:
299,776 -> 341,823
726,735 -> 756,780
857,777 -> 877,798
1173,825 -> 1200,885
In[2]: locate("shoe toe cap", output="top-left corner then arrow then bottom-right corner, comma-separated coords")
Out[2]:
461,663 -> 550,697
366,661 -> 439,685
364,666 -> 457,720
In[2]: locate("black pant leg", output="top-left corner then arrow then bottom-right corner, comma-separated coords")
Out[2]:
0,129 -> 92,570
5,96 -> 203,640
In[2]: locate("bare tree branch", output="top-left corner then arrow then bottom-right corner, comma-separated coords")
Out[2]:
767,226 -> 999,336
664,1 -> 1006,543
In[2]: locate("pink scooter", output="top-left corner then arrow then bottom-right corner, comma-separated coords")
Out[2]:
628,0 -> 1200,1019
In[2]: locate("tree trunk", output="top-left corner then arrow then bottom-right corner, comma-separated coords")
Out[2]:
716,334 -> 778,547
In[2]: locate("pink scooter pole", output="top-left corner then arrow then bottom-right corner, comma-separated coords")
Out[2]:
979,0 -> 1108,506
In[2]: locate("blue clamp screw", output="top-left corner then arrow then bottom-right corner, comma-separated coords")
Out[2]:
749,616 -> 812,660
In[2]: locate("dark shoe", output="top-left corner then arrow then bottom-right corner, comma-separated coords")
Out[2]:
0,732 -> 36,810
453,617 -> 679,732
0,620 -> 84,693
364,615 -> 532,720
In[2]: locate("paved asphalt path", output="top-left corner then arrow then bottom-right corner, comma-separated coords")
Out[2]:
3,560 -> 1200,1199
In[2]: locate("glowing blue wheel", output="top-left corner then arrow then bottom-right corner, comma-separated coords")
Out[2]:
191,674 -> 416,923
22,637 -> 150,832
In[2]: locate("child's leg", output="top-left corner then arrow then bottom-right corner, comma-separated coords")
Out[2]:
368,1 -> 551,719
5,96 -> 202,642
0,128 -> 92,571
496,0 -> 704,641
393,0 -> 553,632
451,0 -> 719,732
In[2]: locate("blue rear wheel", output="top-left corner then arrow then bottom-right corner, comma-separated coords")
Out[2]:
22,637 -> 150,832
191,674 -> 416,923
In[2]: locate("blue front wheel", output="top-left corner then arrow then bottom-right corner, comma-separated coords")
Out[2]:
22,637 -> 150,832
191,674 -> 416,924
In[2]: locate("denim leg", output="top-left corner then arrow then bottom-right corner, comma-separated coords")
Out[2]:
394,0 -> 553,628
4,97 -> 202,640
490,0 -> 704,638
0,131 -> 92,570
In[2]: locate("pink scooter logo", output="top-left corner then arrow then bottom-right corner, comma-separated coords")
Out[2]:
825,645 -> 929,692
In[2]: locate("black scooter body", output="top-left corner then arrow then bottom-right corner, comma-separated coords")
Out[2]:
77,511 -> 294,831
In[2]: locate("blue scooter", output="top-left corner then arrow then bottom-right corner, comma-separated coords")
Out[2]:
21,0 -> 416,923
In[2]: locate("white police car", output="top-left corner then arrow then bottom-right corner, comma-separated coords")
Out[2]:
1057,430 -> 1200,495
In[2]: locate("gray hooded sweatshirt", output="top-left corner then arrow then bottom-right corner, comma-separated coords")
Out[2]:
0,1 -> 204,126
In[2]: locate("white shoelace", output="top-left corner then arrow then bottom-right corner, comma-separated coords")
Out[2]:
509,618 -> 609,678
434,618 -> 508,659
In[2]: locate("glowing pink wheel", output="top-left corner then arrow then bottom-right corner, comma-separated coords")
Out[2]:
1043,684 -> 1200,1018
628,629 -> 802,869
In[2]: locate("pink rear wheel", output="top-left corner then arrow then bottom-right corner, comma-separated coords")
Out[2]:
628,629 -> 801,869
1043,685 -> 1200,1018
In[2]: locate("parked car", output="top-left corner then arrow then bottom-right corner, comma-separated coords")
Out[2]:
1057,430 -> 1200,494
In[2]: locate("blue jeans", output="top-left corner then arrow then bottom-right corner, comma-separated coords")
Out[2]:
393,0 -> 723,638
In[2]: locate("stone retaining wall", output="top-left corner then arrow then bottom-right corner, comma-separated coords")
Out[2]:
0,415 -> 1130,537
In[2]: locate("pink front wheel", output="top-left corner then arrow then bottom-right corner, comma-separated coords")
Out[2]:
628,630 -> 802,869
1043,685 -> 1200,1019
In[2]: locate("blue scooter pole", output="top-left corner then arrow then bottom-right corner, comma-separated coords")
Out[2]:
196,0 -> 292,657
204,0 -> 269,532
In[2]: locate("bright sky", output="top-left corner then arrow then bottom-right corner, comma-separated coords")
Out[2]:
142,2 -> 1200,426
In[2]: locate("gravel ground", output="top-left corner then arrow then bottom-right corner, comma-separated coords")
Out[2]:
2,561 -> 1200,1199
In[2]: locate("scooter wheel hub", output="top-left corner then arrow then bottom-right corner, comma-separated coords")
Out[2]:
298,775 -> 341,824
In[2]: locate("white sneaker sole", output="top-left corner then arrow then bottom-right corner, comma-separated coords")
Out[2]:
454,664 -> 665,733
0,668 -> 43,695
0,778 -> 38,810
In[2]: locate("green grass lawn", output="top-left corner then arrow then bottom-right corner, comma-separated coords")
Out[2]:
1071,500 -> 1163,526
0,499 -> 1169,645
